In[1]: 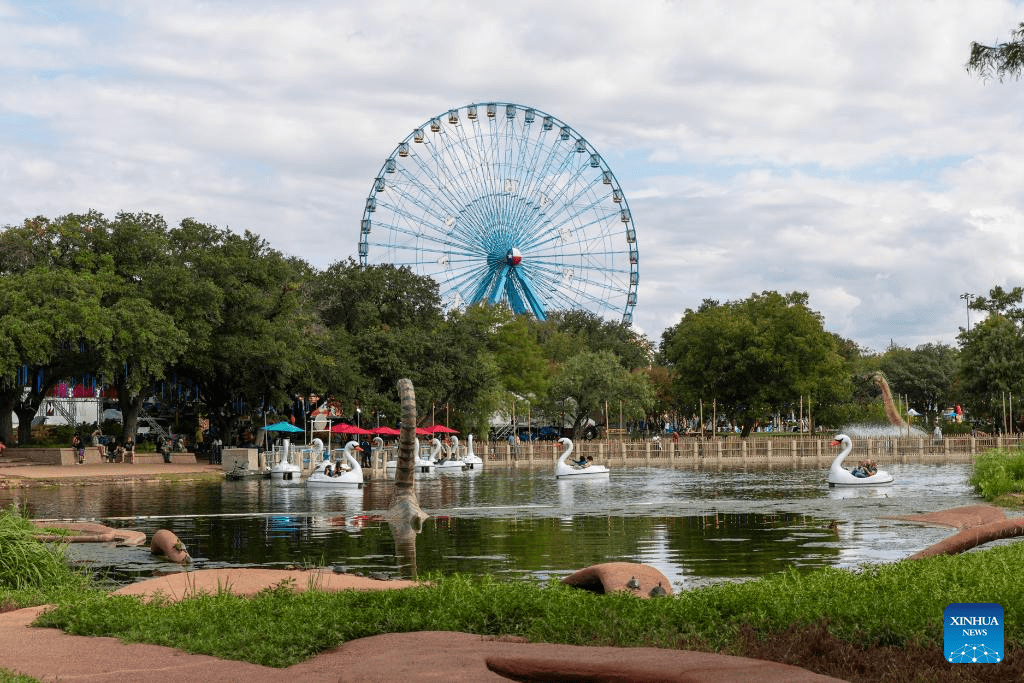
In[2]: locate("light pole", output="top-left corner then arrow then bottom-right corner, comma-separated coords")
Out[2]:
960,293 -> 975,332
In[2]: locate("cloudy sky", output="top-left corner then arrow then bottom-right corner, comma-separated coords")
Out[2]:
3,1 -> 1024,353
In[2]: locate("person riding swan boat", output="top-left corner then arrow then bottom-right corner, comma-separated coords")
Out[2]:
555,437 -> 609,478
827,433 -> 894,486
306,440 -> 364,487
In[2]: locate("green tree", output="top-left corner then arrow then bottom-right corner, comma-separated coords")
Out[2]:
878,343 -> 960,420
548,349 -> 654,439
169,220 -> 321,441
536,310 -> 652,370
310,259 -> 445,425
314,258 -> 443,332
661,291 -> 850,436
958,313 -> 1024,431
92,212 -> 190,440
969,285 -> 1023,322
0,214 -> 121,444
967,21 -> 1024,82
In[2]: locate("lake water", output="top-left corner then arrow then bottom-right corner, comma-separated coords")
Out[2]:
2,463 -> 1002,590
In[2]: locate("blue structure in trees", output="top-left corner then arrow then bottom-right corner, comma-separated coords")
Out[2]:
358,102 -> 639,324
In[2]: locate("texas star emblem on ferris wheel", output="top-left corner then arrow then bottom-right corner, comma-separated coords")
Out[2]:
358,102 -> 639,325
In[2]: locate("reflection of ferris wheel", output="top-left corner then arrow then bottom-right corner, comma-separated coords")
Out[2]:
358,102 -> 639,324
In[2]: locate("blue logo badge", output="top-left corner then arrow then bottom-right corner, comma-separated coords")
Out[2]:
944,603 -> 1003,663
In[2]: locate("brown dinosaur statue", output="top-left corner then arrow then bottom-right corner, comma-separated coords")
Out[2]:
386,378 -> 429,577
870,371 -> 908,427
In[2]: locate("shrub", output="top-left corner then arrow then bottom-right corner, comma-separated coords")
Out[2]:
970,447 -> 1024,500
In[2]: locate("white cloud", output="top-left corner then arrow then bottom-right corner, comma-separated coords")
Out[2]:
3,0 -> 1024,354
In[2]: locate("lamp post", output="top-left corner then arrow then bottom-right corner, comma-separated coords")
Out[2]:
960,292 -> 975,332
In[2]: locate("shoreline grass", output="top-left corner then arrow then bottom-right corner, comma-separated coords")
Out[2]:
26,539 -> 1024,669
0,505 -> 93,609
4,498 -> 1023,678
970,447 -> 1024,506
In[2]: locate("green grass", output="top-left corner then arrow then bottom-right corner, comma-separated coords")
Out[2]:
0,668 -> 40,683
0,504 -> 94,609
29,541 -> 1024,668
970,447 -> 1024,504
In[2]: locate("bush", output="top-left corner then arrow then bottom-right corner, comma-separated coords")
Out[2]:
970,447 -> 1024,500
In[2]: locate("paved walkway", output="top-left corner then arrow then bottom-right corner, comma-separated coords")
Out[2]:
0,460 -> 225,487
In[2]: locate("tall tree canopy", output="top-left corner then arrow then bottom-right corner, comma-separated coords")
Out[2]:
878,342 -> 960,418
535,310 -> 652,370
661,291 -> 849,435
958,312 -> 1024,430
967,21 -> 1024,82
547,349 -> 654,439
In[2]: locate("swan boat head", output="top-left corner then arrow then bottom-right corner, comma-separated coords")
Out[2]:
827,433 -> 893,486
342,440 -> 363,474
555,437 -> 609,478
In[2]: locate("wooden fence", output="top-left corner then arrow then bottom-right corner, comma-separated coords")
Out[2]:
466,434 -> 1024,470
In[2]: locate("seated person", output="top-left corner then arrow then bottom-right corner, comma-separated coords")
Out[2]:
575,454 -> 588,467
851,460 -> 871,477
324,462 -> 333,476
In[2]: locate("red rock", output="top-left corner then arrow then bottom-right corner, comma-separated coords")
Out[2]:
150,528 -> 191,563
562,561 -> 673,597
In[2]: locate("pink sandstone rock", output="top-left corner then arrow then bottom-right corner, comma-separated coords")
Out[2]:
150,528 -> 191,563
887,504 -> 1024,559
31,520 -> 147,545
562,561 -> 673,598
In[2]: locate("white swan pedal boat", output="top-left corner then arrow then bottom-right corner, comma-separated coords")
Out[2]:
555,437 -> 609,479
462,433 -> 483,470
827,433 -> 894,487
434,436 -> 467,471
306,441 -> 364,487
269,438 -> 302,484
387,438 -> 440,475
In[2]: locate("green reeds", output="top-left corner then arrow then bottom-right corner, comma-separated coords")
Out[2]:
0,504 -> 90,606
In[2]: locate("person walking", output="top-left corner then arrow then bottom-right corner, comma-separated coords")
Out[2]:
72,433 -> 85,464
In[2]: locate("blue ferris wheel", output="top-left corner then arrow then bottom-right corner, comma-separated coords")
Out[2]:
358,102 -> 639,324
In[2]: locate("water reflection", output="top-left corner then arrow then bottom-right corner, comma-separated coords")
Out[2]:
1,463 -> 1001,589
